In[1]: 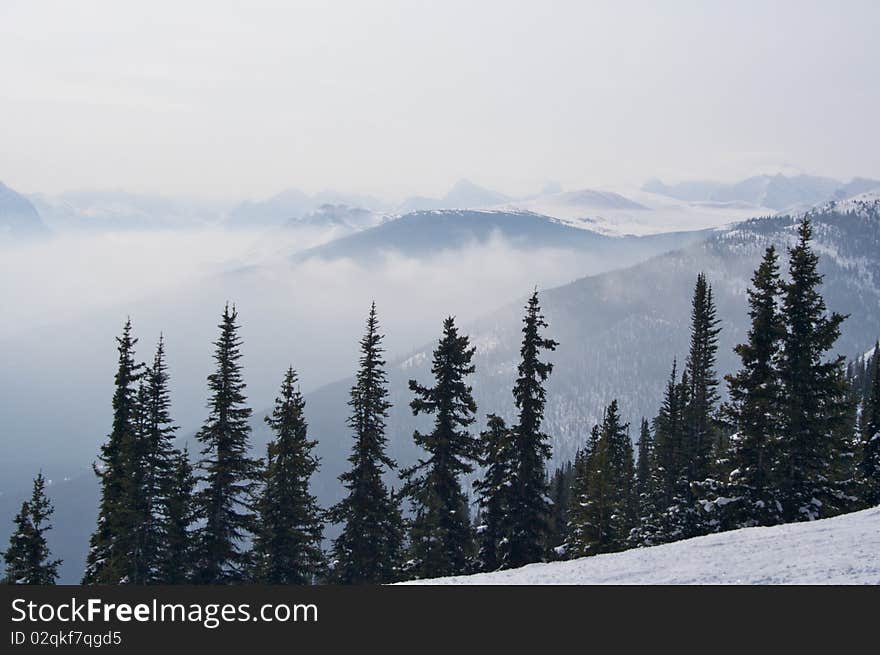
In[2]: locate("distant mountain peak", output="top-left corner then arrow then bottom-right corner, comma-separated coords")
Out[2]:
0,180 -> 49,238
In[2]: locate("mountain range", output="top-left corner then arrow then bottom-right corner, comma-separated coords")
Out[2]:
644,174 -> 880,212
2,184 -> 878,582
0,181 -> 48,238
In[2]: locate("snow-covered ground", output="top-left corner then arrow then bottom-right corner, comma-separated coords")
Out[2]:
405,506 -> 880,584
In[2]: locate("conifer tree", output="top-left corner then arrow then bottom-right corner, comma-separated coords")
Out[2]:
858,343 -> 880,505
403,317 -> 479,579
506,290 -> 558,568
139,336 -> 179,582
674,274 -> 722,538
639,361 -> 690,544
473,414 -> 514,572
3,474 -> 61,584
84,318 -> 143,584
194,304 -> 260,584
778,218 -> 850,521
328,303 -> 403,584
255,367 -> 324,584
635,418 -> 654,502
718,246 -> 785,528
159,447 -> 196,584
683,274 -> 721,484
548,459 -> 574,555
566,425 -> 600,557
566,401 -> 635,556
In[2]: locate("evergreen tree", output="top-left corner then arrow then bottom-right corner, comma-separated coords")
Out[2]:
122,336 -> 180,584
638,361 -> 690,544
403,317 -> 479,579
83,318 -> 143,584
548,459 -> 574,556
778,218 -> 850,521
159,447 -> 196,584
717,246 -> 786,528
472,414 -> 514,572
683,274 -> 721,489
566,424 -> 600,557
254,367 -> 324,584
3,474 -> 61,584
566,401 -> 635,556
666,274 -> 722,538
635,418 -> 654,502
328,303 -> 403,584
194,304 -> 260,584
506,290 -> 558,568
858,343 -> 880,505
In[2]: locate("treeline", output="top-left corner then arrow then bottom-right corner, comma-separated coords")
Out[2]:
4,217 -> 879,584
3,288 -> 559,584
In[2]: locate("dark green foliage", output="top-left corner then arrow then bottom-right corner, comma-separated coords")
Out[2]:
194,304 -> 260,584
682,274 -> 722,536
254,367 -> 325,584
3,474 -> 61,584
472,414 -> 514,572
505,290 -> 558,568
639,362 -> 691,544
566,425 -> 599,556
548,459 -> 575,555
635,418 -> 653,501
566,401 -> 635,556
403,317 -> 479,579
130,336 -> 180,583
716,246 -> 786,528
83,318 -> 144,584
328,303 -> 404,584
159,447 -> 196,584
859,343 -> 880,504
778,218 -> 850,521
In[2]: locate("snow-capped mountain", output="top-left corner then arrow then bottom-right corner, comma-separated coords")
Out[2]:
226,188 -> 387,229
404,505 -> 880,584
295,209 -> 709,264
0,181 -> 49,238
397,179 -> 511,213
283,198 -> 880,515
644,174 -> 880,213
30,190 -> 218,231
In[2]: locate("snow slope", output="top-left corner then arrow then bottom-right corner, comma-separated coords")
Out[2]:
405,507 -> 880,584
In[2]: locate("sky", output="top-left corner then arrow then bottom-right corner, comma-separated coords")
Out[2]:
1,0 -> 879,202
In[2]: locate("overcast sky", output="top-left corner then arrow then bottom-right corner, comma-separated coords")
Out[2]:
1,0 -> 879,202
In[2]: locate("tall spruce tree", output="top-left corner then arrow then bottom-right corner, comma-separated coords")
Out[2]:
635,418 -> 654,502
639,361 -> 690,544
718,246 -> 786,528
860,343 -> 880,504
566,401 -> 635,556
506,290 -> 558,568
403,317 -> 479,579
684,275 -> 721,482
328,303 -> 404,584
129,336 -> 179,583
254,367 -> 324,584
778,218 -> 850,521
473,414 -> 514,572
194,304 -> 260,583
566,424 -> 600,557
3,474 -> 61,584
680,274 -> 722,537
83,318 -> 143,584
548,459 -> 575,555
159,447 -> 196,584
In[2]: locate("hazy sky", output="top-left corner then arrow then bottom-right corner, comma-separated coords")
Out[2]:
2,0 -> 879,201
